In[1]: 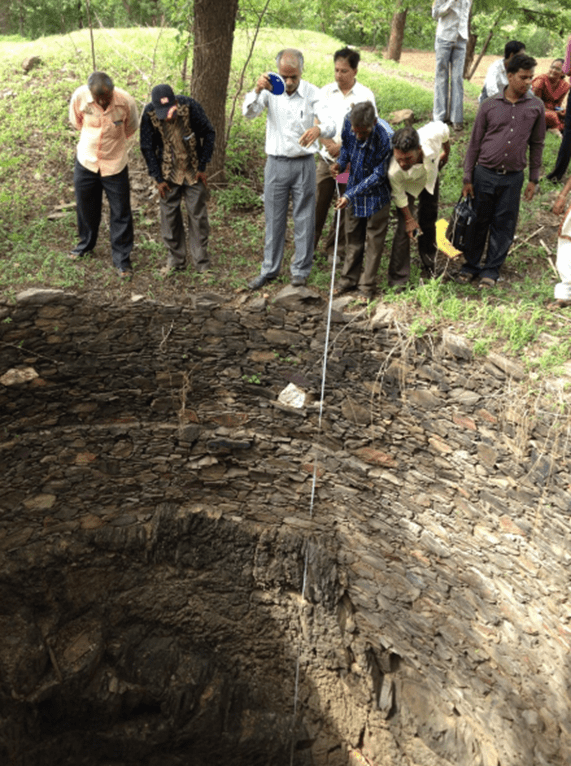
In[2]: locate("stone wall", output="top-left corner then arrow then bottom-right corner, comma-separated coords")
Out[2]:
1,287 -> 570,766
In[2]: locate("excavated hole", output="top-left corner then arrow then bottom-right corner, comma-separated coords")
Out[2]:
2,292 -> 571,766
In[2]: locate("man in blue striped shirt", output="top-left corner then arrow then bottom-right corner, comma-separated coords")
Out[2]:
331,101 -> 393,298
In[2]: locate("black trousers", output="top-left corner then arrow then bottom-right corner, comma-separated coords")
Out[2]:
389,178 -> 440,286
548,105 -> 571,181
460,165 -> 523,282
73,159 -> 134,270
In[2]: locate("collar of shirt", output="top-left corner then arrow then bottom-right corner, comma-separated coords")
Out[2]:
258,79 -> 335,158
319,81 -> 377,162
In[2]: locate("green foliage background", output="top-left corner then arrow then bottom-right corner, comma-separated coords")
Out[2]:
3,0 -> 571,58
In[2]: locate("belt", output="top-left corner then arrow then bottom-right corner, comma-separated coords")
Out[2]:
482,165 -> 519,176
272,154 -> 313,161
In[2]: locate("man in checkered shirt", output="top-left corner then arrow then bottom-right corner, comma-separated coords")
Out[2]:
331,101 -> 393,299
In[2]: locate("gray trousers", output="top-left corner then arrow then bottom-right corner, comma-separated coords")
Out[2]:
260,155 -> 316,279
160,180 -> 210,268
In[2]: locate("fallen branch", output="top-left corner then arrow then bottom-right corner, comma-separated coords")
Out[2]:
510,226 -> 544,253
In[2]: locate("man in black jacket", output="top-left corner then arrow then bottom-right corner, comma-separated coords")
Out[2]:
140,84 -> 216,275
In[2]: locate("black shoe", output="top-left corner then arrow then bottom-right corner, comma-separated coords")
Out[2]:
547,174 -> 562,184
248,274 -> 268,290
291,275 -> 306,287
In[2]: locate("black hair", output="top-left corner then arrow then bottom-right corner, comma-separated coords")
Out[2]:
504,40 -> 525,59
391,126 -> 420,152
506,53 -> 537,74
334,47 -> 360,69
87,71 -> 114,94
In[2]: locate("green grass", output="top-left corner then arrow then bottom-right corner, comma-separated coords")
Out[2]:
0,28 -> 569,382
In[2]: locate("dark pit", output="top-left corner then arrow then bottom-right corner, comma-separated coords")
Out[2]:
1,287 -> 570,766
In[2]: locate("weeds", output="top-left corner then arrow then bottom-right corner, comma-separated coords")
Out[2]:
0,30 -> 568,385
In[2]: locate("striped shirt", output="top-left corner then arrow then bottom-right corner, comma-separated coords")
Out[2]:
338,117 -> 393,218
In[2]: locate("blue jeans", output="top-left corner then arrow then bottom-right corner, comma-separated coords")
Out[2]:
461,165 -> 524,282
434,36 -> 467,125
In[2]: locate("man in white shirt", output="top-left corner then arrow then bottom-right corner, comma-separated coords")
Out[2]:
479,40 -> 526,103
388,122 -> 450,287
314,47 -> 377,261
242,49 -> 335,289
432,0 -> 472,131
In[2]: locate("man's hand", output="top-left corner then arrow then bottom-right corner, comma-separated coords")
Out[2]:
255,73 -> 272,94
523,181 -> 536,201
299,126 -> 321,148
157,181 -> 171,199
335,196 -> 349,210
405,216 -> 421,240
462,182 -> 474,198
330,162 -> 340,178
553,196 -> 567,215
196,171 -> 208,188
321,138 -> 341,157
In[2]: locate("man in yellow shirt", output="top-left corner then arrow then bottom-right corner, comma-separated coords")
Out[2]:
69,72 -> 139,278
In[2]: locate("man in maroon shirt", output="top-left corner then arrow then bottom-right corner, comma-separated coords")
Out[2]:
458,53 -> 545,288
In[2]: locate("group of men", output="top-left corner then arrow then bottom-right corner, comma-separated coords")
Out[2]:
68,25 -> 550,297
243,47 -> 451,297
69,73 -> 215,279
243,41 -> 546,295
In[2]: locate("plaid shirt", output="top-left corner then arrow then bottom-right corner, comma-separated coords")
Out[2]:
338,117 -> 393,218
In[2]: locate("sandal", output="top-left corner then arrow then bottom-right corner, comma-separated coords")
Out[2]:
478,277 -> 496,289
455,272 -> 474,285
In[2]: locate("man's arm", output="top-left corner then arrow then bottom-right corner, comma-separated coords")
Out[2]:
124,94 -> 139,139
432,0 -> 457,20
564,35 -> 571,76
313,97 -> 335,140
190,100 -> 216,171
336,117 -> 352,172
462,106 -> 488,195
139,108 -> 163,182
439,139 -> 451,169
525,102 -> 546,200
69,90 -> 83,131
242,75 -> 271,120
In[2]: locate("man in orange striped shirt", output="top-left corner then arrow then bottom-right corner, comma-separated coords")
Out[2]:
69,72 -> 139,278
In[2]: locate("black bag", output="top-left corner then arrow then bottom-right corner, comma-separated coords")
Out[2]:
446,194 -> 477,252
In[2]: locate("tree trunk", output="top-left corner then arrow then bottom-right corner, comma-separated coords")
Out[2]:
386,4 -> 408,63
467,9 -> 505,80
0,4 -> 9,34
463,33 -> 477,78
191,0 -> 239,185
